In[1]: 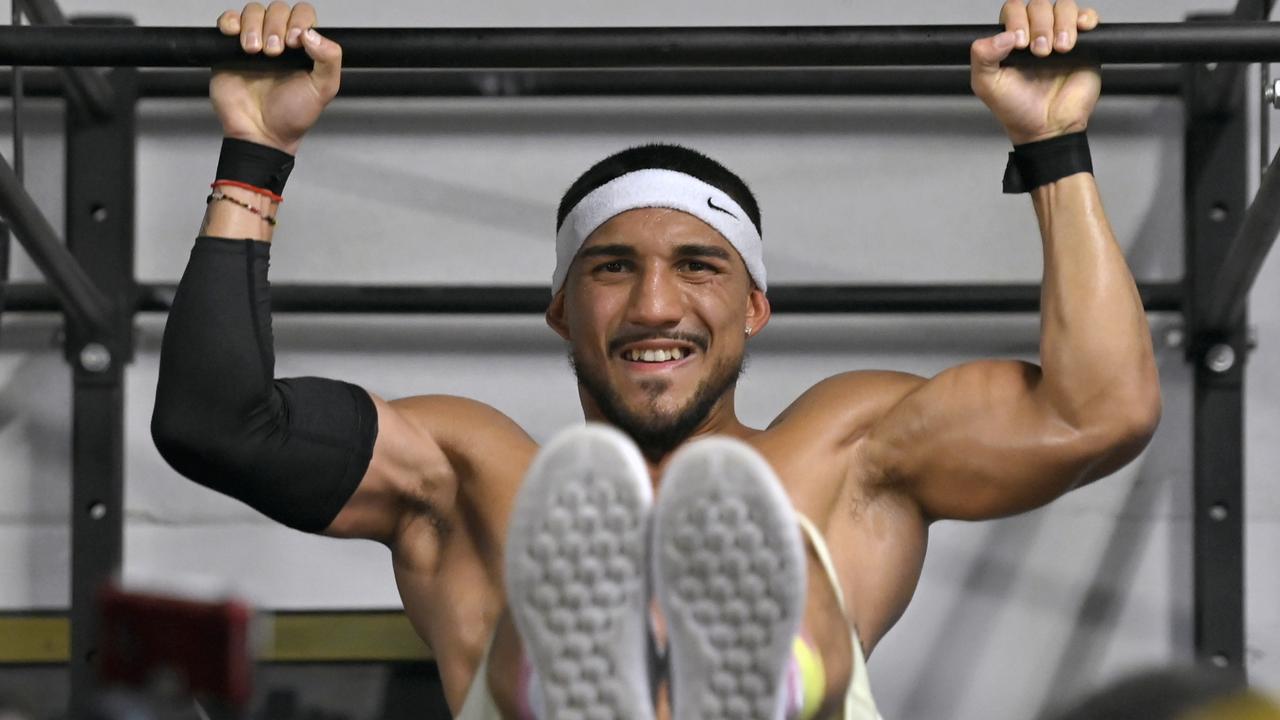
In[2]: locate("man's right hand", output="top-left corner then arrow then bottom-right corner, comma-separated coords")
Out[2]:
212,2 -> 341,155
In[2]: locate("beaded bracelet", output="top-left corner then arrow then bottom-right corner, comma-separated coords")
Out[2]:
207,190 -> 278,227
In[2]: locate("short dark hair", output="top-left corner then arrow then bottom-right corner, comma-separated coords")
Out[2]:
557,143 -> 762,235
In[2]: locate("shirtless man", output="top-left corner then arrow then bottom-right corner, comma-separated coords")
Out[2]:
150,2 -> 1160,718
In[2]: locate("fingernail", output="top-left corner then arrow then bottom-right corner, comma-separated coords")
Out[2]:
266,34 -> 281,51
1015,29 -> 1027,47
287,27 -> 302,45
245,31 -> 260,50
304,28 -> 320,45
1057,31 -> 1070,49
994,31 -> 1015,50
1033,35 -> 1049,54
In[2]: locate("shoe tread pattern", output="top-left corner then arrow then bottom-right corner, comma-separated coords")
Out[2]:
506,426 -> 654,720
654,439 -> 807,720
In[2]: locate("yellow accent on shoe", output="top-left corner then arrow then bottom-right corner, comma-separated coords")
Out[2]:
793,635 -> 827,720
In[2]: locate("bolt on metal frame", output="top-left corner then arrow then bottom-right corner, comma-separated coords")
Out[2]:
0,3 -> 1277,713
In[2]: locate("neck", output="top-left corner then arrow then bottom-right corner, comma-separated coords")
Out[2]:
578,390 -> 757,486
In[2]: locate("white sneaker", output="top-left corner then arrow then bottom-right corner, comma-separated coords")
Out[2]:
504,423 -> 656,720
652,437 -> 807,720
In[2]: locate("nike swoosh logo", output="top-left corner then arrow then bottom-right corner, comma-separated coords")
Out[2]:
707,196 -> 739,220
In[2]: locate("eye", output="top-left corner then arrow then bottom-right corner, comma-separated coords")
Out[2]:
681,260 -> 718,273
594,260 -> 630,273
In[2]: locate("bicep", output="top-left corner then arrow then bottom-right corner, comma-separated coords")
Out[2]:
862,359 -> 1109,521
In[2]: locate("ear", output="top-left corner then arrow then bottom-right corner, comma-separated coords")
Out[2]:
745,287 -> 771,336
545,290 -> 572,341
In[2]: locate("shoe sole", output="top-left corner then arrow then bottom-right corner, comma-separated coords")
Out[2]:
504,423 -> 655,720
652,437 -> 807,720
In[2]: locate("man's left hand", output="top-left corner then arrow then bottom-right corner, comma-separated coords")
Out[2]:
971,0 -> 1102,145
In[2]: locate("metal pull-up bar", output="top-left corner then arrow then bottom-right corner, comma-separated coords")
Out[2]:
1,22 -> 1280,68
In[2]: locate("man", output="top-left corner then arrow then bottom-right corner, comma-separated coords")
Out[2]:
150,2 -> 1160,718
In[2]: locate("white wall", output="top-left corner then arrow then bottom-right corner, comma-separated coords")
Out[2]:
2,0 -> 1277,718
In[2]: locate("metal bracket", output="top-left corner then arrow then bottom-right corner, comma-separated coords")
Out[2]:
63,33 -> 137,715
1183,13 -> 1249,680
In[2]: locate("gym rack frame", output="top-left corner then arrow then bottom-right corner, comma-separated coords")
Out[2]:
0,0 -> 1277,713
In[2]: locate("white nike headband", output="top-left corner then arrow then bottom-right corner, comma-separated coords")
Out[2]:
552,168 -> 766,294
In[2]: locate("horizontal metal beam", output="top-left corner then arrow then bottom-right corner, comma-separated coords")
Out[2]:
1203,144 -> 1280,330
0,155 -> 111,334
0,23 -> 1279,68
0,66 -> 1185,99
4,281 -> 1184,315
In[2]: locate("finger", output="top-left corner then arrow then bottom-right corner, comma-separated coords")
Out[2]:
1000,0 -> 1031,49
217,9 -> 240,36
262,1 -> 290,57
1028,0 -> 1055,57
239,2 -> 265,53
285,2 -> 316,48
971,31 -> 1018,76
1054,0 -> 1079,52
1078,7 -> 1100,31
302,28 -> 342,99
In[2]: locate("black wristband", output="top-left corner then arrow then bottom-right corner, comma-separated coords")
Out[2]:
1002,131 -> 1093,194
215,137 -> 296,196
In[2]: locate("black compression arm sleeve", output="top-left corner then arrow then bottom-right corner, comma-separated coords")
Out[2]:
151,237 -> 378,533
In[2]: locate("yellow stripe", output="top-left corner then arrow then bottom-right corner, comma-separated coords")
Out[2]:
0,616 -> 69,663
265,612 -> 431,662
792,635 -> 826,720
0,612 -> 432,664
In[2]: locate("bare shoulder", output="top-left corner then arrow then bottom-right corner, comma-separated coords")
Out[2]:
389,394 -> 539,463
769,370 -> 927,444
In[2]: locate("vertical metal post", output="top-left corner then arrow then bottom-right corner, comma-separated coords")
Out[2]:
1183,16 -> 1248,679
64,51 -> 136,715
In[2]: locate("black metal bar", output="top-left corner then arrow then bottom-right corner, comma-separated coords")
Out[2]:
0,66 -> 1186,98
0,151 -> 111,335
64,65 -> 136,719
12,2 -> 116,118
1,280 -> 1186,315
1183,25 -> 1248,679
1,23 -> 1280,68
1203,145 -> 1280,329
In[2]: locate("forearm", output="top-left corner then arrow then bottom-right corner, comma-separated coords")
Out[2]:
1033,173 -> 1159,429
152,151 -> 377,532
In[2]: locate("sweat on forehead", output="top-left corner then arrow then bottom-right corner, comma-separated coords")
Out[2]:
553,144 -> 766,295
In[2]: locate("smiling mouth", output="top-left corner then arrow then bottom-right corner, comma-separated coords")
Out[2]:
623,347 -> 690,363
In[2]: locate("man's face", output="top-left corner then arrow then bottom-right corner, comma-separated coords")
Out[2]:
547,208 -> 770,460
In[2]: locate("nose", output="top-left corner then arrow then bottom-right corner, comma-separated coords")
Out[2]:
626,264 -> 683,328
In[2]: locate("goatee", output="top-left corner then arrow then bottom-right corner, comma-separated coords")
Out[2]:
570,349 -> 746,463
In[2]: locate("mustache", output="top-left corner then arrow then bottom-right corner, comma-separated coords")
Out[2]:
608,330 -> 709,355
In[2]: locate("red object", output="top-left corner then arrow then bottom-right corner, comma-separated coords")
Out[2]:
211,179 -> 284,204
98,585 -> 255,708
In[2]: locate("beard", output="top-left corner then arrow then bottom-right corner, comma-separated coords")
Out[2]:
570,345 -> 746,463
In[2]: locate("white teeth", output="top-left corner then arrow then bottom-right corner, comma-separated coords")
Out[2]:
625,347 -> 689,363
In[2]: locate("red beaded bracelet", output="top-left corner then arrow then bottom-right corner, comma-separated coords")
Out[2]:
211,179 -> 285,204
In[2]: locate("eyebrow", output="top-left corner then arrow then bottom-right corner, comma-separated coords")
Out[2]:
577,244 -> 637,259
674,244 -> 733,261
